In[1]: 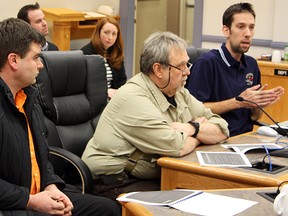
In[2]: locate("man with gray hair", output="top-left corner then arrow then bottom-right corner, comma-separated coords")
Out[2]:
82,31 -> 229,200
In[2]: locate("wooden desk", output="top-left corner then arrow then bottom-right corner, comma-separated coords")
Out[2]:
120,187 -> 277,216
42,8 -> 119,50
158,132 -> 288,191
257,60 -> 288,123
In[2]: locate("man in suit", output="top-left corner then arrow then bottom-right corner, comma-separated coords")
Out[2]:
17,2 -> 59,51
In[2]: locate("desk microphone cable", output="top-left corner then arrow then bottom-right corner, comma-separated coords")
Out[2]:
275,135 -> 288,147
262,145 -> 272,172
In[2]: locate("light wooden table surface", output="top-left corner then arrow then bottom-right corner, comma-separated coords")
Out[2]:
158,132 -> 288,191
120,187 -> 278,216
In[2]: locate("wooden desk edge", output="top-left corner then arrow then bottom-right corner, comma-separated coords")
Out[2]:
157,157 -> 283,187
257,60 -> 288,68
42,8 -> 85,21
119,201 -> 154,216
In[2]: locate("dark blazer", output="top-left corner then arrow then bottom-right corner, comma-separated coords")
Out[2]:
81,42 -> 127,89
47,41 -> 59,51
0,78 -> 64,210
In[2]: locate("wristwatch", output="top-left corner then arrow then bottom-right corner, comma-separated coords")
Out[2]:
188,121 -> 200,138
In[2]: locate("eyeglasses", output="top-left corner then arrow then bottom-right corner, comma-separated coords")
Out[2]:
168,62 -> 192,74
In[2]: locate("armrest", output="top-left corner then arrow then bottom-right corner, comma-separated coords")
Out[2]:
49,146 -> 93,194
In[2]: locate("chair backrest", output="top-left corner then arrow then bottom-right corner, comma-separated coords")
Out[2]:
186,46 -> 210,64
36,50 -> 107,180
185,46 -> 210,90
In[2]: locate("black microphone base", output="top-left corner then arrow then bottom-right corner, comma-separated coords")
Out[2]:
272,127 -> 288,137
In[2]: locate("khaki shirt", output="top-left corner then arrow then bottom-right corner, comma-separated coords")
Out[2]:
82,73 -> 229,179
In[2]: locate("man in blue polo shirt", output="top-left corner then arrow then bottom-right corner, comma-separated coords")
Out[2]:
186,2 -> 284,136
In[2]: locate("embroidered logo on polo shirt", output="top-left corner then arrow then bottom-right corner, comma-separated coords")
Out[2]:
245,73 -> 253,86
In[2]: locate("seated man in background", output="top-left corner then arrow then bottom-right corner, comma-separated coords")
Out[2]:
185,2 -> 284,137
0,18 -> 120,216
82,31 -> 229,201
17,2 -> 59,51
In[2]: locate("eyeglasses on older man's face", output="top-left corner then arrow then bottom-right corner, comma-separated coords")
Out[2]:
168,62 -> 192,74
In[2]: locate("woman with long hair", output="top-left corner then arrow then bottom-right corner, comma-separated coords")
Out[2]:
81,16 -> 127,99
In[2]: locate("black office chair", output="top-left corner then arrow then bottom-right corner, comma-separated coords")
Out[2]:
186,46 -> 210,64
36,50 -> 108,193
185,46 -> 209,89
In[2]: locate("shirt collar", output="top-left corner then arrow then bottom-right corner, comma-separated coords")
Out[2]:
141,73 -> 175,112
219,43 -> 247,68
42,42 -> 49,51
15,89 -> 27,110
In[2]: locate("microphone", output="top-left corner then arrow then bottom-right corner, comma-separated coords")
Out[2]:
235,96 -> 288,137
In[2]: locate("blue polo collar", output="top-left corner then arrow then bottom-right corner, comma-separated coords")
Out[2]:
218,43 -> 247,68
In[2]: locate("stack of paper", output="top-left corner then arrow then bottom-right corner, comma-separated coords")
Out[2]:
221,143 -> 283,153
196,151 -> 252,167
117,189 -> 257,215
196,143 -> 283,167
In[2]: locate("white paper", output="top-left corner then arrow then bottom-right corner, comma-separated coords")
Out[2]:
118,190 -> 257,216
117,189 -> 202,206
171,192 -> 257,216
196,151 -> 252,167
221,143 -> 283,153
270,120 -> 288,129
82,11 -> 106,18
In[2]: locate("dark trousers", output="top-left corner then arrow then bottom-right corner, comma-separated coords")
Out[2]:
0,192 -> 121,216
93,176 -> 161,202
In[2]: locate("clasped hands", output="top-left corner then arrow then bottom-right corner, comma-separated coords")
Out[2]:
27,184 -> 73,215
239,84 -> 284,108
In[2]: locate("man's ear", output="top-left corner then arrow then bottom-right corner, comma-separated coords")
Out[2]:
152,63 -> 163,78
222,25 -> 230,39
7,53 -> 18,70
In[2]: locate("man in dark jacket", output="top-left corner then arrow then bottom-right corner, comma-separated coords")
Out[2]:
0,18 -> 120,216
